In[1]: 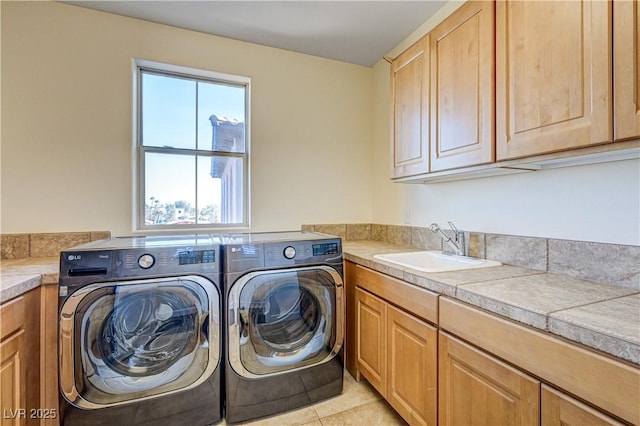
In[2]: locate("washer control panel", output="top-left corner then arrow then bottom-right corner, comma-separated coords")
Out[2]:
115,246 -> 219,277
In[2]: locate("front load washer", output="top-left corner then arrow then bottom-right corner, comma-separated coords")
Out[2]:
222,231 -> 344,423
58,235 -> 223,426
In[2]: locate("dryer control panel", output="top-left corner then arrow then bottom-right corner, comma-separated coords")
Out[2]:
264,239 -> 342,267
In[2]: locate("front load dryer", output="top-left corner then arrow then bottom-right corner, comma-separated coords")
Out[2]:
222,231 -> 344,423
58,235 -> 223,426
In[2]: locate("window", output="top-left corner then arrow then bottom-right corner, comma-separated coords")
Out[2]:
134,59 -> 250,231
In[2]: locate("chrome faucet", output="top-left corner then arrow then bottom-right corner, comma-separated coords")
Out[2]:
429,221 -> 466,256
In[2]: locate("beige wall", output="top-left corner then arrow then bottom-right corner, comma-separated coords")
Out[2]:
3,1 -> 638,246
0,1 -> 373,236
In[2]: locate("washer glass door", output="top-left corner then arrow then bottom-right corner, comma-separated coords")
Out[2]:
228,266 -> 343,377
59,276 -> 220,408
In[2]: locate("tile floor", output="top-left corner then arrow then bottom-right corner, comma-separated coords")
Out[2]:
222,371 -> 408,426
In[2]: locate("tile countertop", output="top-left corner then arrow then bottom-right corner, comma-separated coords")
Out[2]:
0,257 -> 59,304
1,242 -> 638,365
344,240 -> 640,365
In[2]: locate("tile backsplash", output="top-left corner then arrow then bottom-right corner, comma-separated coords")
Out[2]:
304,223 -> 640,290
1,231 -> 111,260
3,227 -> 638,290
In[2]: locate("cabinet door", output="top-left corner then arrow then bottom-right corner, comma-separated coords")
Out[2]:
1,330 -> 27,426
614,0 -> 640,140
355,287 -> 386,396
430,1 -> 494,171
542,385 -> 625,426
387,306 -> 437,426
391,35 -> 430,178
496,0 -> 612,160
439,332 -> 540,426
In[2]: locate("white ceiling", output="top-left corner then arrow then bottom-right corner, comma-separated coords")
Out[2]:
62,1 -> 447,66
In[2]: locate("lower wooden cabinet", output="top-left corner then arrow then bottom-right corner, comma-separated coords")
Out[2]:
439,331 -> 540,426
541,385 -> 625,426
0,289 -> 41,426
347,262 -> 440,426
347,263 -> 638,425
387,305 -> 437,426
355,285 -> 437,426
355,287 -> 387,395
1,329 -> 27,426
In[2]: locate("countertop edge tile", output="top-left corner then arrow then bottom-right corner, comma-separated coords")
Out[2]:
403,271 -> 457,297
1,274 -> 42,304
548,315 -> 640,364
454,285 -> 549,330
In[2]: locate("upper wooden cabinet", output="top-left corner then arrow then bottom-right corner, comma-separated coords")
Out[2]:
614,0 -> 640,140
430,0 -> 495,171
391,35 -> 430,178
496,0 -> 613,160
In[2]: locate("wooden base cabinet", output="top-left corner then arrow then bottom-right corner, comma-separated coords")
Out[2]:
0,290 -> 41,426
439,332 -> 540,426
349,262 -> 438,426
355,287 -> 387,395
1,330 -> 26,426
355,288 -> 437,426
440,297 -> 639,424
386,305 -> 437,426
542,385 -> 625,426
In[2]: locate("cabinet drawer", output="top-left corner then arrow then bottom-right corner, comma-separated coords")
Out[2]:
439,331 -> 540,425
440,297 -> 640,425
351,263 -> 438,324
0,296 -> 25,339
542,385 -> 625,426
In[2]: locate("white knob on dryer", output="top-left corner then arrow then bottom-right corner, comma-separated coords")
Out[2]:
283,246 -> 296,259
138,254 -> 155,269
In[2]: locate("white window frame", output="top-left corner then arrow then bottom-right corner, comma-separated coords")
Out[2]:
132,59 -> 251,232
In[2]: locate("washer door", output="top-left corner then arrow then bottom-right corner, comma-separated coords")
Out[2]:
228,266 -> 343,378
59,276 -> 220,409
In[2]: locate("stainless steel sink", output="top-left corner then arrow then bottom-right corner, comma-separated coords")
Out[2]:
373,250 -> 501,273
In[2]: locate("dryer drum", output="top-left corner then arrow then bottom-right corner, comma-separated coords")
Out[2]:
97,291 -> 198,376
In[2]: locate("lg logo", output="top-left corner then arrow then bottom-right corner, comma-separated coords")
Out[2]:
67,254 -> 82,261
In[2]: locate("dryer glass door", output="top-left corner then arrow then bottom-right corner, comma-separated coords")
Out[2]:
229,266 -> 343,377
59,276 -> 220,408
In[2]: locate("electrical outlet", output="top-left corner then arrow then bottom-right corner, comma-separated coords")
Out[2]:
403,209 -> 411,224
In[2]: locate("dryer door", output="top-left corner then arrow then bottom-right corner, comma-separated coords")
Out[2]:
59,276 -> 220,409
228,266 -> 343,378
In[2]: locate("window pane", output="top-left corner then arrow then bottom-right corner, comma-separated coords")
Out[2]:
198,156 -> 244,224
145,153 -> 196,225
142,73 -> 196,150
197,81 -> 246,152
